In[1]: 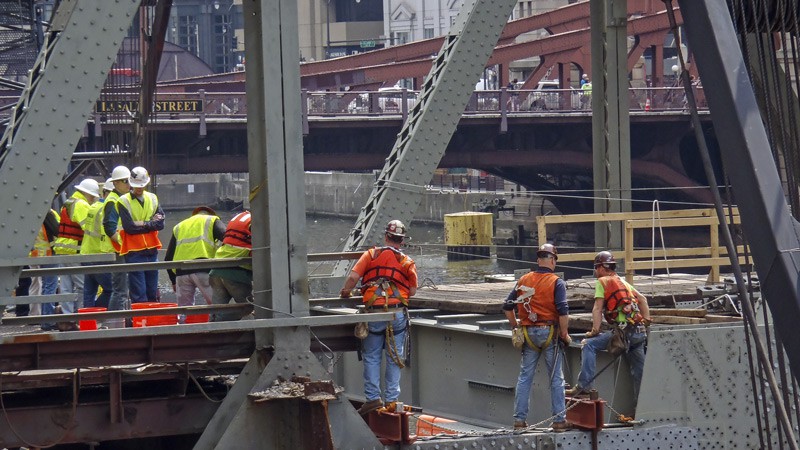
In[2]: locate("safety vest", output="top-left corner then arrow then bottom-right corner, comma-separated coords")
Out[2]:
514,271 -> 559,326
360,246 -> 414,307
599,275 -> 643,325
30,209 -> 59,257
172,214 -> 219,261
104,191 -> 123,252
80,200 -> 115,255
117,191 -> 162,255
215,211 -> 251,269
53,192 -> 91,255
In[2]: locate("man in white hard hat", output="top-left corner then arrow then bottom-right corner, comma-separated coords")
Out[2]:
79,179 -> 115,310
50,178 -> 100,328
117,166 -> 165,304
102,166 -> 132,321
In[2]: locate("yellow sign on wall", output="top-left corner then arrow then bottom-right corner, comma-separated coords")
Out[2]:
95,100 -> 203,113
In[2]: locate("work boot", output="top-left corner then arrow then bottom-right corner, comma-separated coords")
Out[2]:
513,420 -> 528,430
551,421 -> 572,432
357,398 -> 383,415
564,385 -> 583,396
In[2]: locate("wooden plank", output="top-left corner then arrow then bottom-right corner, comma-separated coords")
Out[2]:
626,215 -> 741,229
705,314 -> 743,323
650,309 -> 707,318
538,208 -> 725,225
651,316 -> 705,325
628,256 -> 749,270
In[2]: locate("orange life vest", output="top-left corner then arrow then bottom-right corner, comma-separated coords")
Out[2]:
360,247 -> 414,306
58,200 -> 83,242
222,211 -> 251,249
599,275 -> 643,325
514,271 -> 559,326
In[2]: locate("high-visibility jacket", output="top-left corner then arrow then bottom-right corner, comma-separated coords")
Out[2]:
53,192 -> 92,255
30,209 -> 59,257
103,191 -> 123,252
514,271 -> 559,326
215,211 -> 251,269
118,191 -> 162,255
172,214 -> 219,261
80,200 -> 115,255
599,275 -> 643,325
359,246 -> 414,307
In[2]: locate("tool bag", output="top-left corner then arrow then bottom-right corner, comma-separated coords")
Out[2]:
511,327 -> 525,349
606,326 -> 629,356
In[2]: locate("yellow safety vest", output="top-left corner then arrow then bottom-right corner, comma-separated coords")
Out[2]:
53,192 -> 92,255
80,200 -> 115,255
215,243 -> 251,270
172,214 -> 219,262
30,209 -> 59,257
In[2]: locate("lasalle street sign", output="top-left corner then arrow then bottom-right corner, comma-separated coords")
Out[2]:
95,99 -> 203,113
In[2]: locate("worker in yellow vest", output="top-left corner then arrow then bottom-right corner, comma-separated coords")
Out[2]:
164,206 -> 225,322
52,178 -> 100,317
117,166 -> 165,303
79,179 -> 115,308
102,165 -> 131,317
209,211 -> 252,322
21,209 -> 59,322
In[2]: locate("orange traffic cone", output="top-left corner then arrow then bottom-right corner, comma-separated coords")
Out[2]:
645,98 -> 651,111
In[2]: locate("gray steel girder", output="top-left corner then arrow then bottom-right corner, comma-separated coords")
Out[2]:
335,0 -> 520,274
0,0 -> 141,297
678,0 -> 800,377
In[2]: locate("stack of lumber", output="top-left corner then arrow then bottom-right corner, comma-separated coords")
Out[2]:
568,308 -> 741,332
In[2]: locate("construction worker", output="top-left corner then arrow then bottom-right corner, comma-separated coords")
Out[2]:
209,210 -> 252,322
503,243 -> 571,431
23,209 -> 59,322
580,78 -> 592,109
103,165 -> 131,318
567,251 -> 652,411
79,179 -> 115,308
52,178 -> 100,318
339,219 -> 418,416
164,206 -> 225,322
117,166 -> 165,304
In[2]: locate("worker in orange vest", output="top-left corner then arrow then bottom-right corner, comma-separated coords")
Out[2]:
117,166 -> 165,304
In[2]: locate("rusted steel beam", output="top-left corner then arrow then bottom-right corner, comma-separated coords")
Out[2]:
365,409 -> 417,445
565,397 -> 606,430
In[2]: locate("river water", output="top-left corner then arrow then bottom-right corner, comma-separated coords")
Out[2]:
162,211 -> 529,286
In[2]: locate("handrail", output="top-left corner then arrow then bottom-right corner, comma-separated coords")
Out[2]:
537,207 -> 747,283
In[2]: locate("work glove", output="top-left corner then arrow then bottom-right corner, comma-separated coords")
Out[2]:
643,317 -> 653,327
584,328 -> 600,338
340,288 -> 351,298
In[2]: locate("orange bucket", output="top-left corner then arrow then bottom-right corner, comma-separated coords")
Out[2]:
185,314 -> 210,324
78,307 -> 107,331
131,302 -> 178,327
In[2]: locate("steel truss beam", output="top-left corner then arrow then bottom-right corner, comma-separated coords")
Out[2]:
0,0 -> 142,297
677,0 -> 800,376
334,0 -> 520,275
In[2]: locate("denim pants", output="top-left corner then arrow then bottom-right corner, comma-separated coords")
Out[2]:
35,264 -> 58,317
513,325 -> 566,423
125,251 -> 159,303
577,328 -> 647,400
362,310 -> 407,402
107,270 -> 129,311
83,262 -> 113,308
58,263 -> 83,313
209,275 -> 252,321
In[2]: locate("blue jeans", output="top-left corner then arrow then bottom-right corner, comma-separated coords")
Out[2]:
125,250 -> 159,303
38,264 -> 58,316
513,326 -> 566,423
362,310 -> 406,402
577,328 -> 647,400
83,262 -> 112,308
108,269 -> 129,311
58,263 -> 83,313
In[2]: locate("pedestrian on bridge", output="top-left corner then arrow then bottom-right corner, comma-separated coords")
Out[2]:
340,220 -> 418,416
164,206 -> 225,322
118,166 -> 165,304
103,166 -> 132,320
79,179 -> 116,309
209,210 -> 252,322
503,243 -> 572,432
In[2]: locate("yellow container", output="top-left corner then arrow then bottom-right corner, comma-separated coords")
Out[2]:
444,212 -> 493,260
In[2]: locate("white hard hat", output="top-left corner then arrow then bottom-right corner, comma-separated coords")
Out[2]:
74,178 -> 100,198
129,166 -> 151,188
103,178 -> 114,192
110,165 -> 131,181
385,219 -> 407,237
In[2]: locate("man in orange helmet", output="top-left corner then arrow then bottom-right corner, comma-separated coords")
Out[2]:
504,243 -> 571,431
567,251 -> 652,411
340,219 -> 418,416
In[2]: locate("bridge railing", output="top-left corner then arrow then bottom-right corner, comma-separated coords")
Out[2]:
8,86 -> 707,124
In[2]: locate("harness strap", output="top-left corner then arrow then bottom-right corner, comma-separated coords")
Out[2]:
522,324 -> 555,352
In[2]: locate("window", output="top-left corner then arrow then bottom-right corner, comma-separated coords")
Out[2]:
393,32 -> 410,45
335,0 -> 382,22
177,15 -> 199,56
423,28 -> 434,39
212,14 -> 232,73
